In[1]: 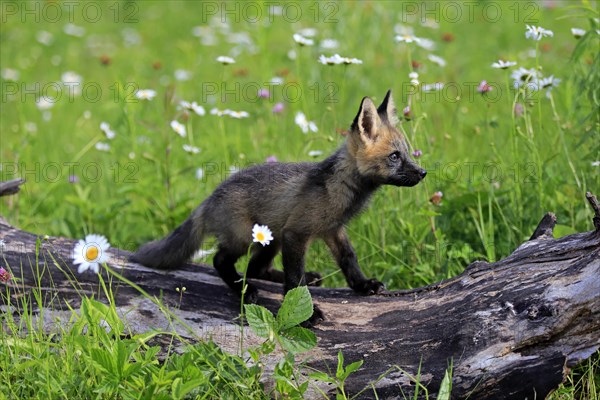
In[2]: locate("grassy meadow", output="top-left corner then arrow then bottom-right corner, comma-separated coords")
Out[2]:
1,0 -> 599,398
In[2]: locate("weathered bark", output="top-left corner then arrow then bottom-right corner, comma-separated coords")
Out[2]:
0,178 -> 25,197
0,191 -> 599,399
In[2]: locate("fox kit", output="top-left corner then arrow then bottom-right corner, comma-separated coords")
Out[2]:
131,89 -> 426,324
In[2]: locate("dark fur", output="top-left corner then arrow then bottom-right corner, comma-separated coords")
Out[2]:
131,90 -> 426,325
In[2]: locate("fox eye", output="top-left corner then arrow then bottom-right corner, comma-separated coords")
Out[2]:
388,152 -> 401,162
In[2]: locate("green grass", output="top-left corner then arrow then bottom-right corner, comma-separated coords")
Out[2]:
1,1 -> 599,398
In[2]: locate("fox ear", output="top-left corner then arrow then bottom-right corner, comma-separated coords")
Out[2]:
377,89 -> 399,126
351,97 -> 381,141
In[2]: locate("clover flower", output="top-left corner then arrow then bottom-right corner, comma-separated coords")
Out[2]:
477,80 -> 493,94
0,267 -> 10,283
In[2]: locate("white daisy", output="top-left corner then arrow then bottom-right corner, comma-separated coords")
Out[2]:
511,67 -> 540,90
571,28 -> 586,39
183,144 -> 200,154
63,23 -> 85,37
416,38 -> 436,51
422,82 -> 444,92
320,38 -> 339,49
308,150 -> 323,157
210,108 -> 227,117
228,110 -> 249,119
170,120 -> 186,137
409,71 -> 420,86
99,122 -> 116,139
252,224 -> 273,246
427,54 -> 446,67
195,167 -> 205,180
592,161 -> 600,167
72,234 -> 110,274
298,27 -> 317,37
525,25 -> 554,41
180,101 -> 206,116
95,142 -> 110,152
293,33 -> 314,46
36,97 -> 55,110
491,60 -> 517,69
1,68 -> 20,81
538,75 -> 561,90
216,56 -> 235,64
319,54 -> 363,65
174,69 -> 192,81
36,30 -> 54,46
135,89 -> 157,100
395,34 -> 421,44
295,112 -> 318,133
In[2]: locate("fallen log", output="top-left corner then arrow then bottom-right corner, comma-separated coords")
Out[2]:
0,191 -> 599,399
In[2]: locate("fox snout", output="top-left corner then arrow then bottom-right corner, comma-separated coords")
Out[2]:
405,167 -> 427,187
389,162 -> 426,187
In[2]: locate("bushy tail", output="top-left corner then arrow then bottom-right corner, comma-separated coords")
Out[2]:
130,207 -> 205,269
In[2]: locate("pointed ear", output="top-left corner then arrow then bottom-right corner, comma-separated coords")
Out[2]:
351,97 -> 382,141
377,89 -> 399,126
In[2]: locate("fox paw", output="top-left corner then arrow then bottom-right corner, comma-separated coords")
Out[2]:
305,271 -> 323,286
242,284 -> 259,304
354,279 -> 385,295
302,305 -> 325,328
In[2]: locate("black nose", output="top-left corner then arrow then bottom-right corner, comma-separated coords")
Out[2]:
420,169 -> 427,179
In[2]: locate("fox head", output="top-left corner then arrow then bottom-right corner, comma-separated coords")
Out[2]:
347,89 -> 426,187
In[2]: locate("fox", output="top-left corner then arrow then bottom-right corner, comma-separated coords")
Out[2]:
130,89 -> 426,325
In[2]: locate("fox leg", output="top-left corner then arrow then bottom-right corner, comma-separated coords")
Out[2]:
246,242 -> 322,286
324,228 -> 385,295
246,242 -> 284,282
213,245 -> 258,303
281,230 -> 325,325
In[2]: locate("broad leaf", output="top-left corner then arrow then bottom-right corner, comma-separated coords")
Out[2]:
277,286 -> 313,330
244,304 -> 275,338
278,326 -> 317,354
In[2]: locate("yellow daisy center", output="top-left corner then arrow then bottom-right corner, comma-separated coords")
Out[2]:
85,245 -> 99,262
256,232 -> 265,242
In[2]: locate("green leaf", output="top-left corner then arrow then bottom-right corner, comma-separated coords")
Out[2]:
278,326 -> 317,354
336,351 -> 345,379
244,304 -> 275,338
343,360 -> 363,380
276,286 -> 313,330
436,368 -> 452,400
